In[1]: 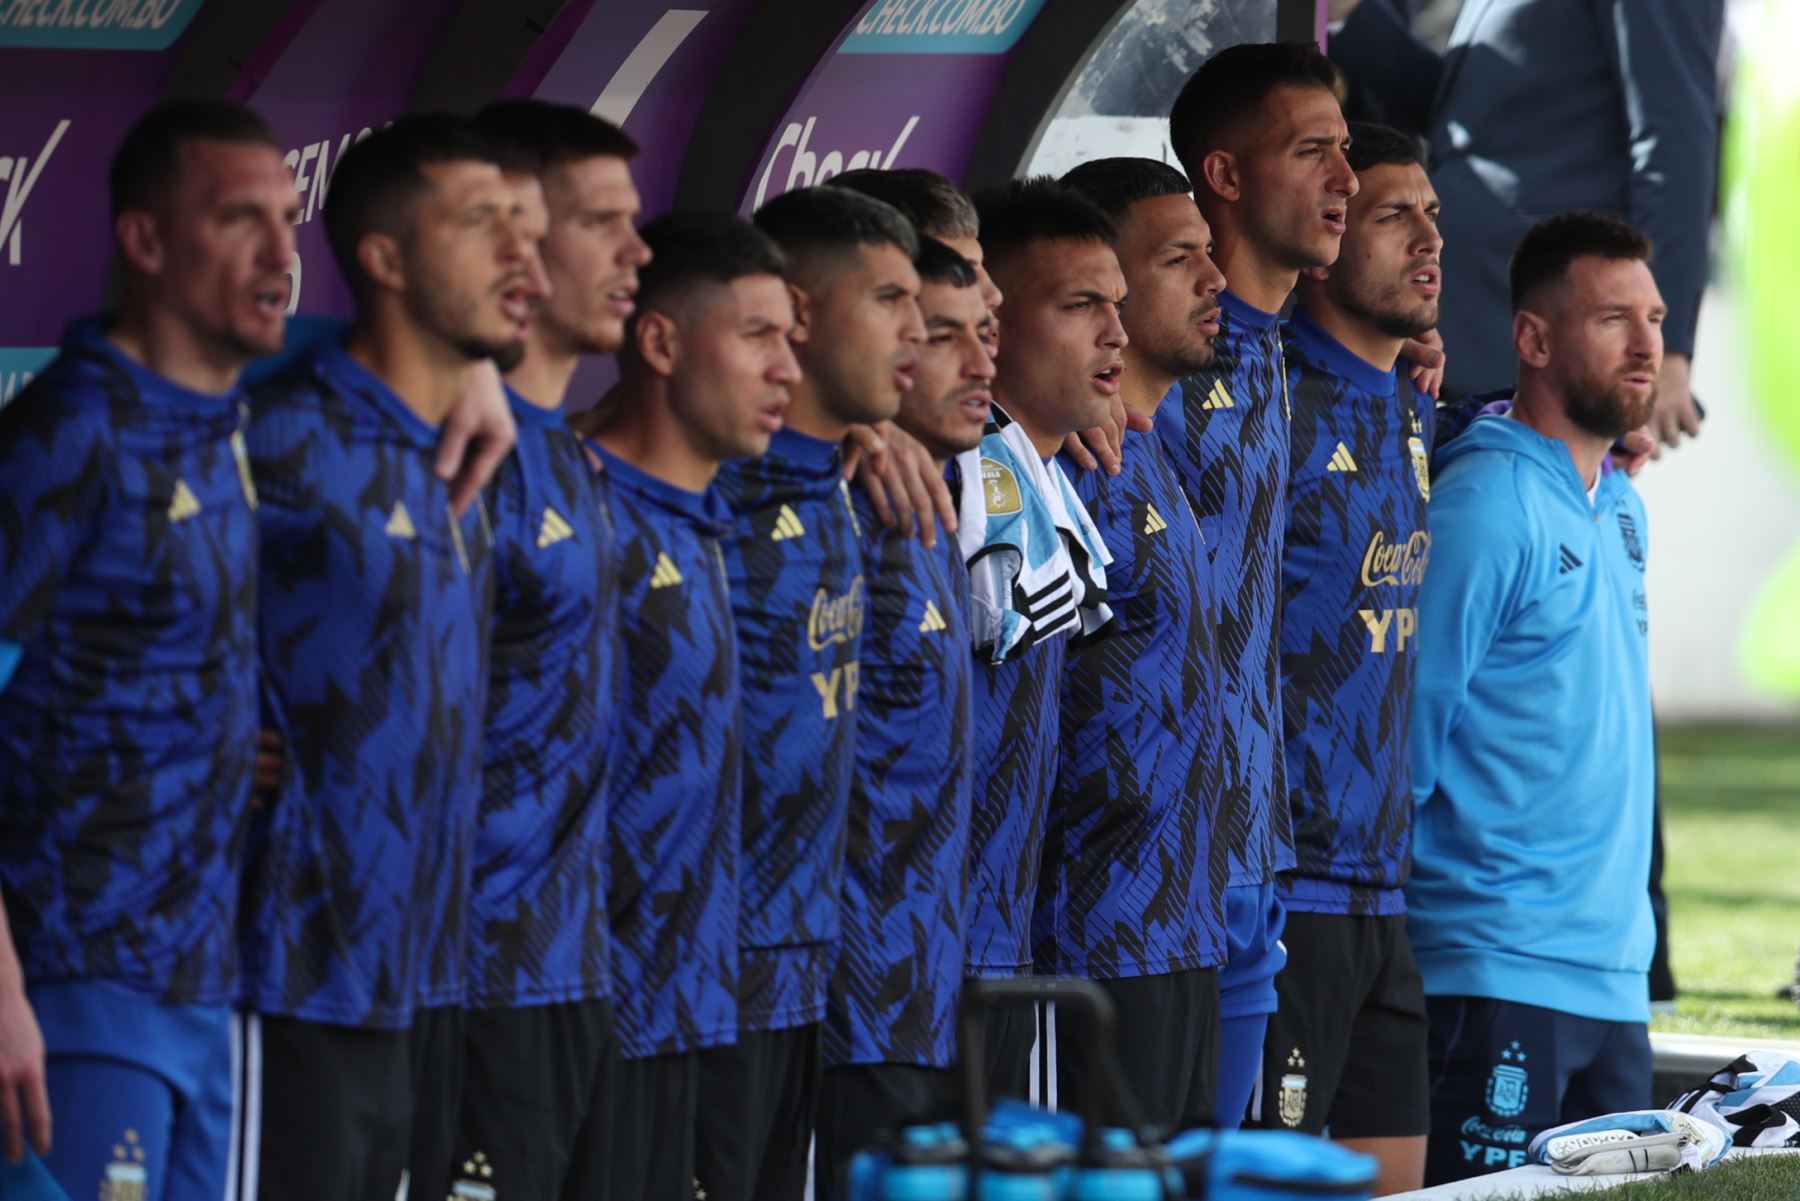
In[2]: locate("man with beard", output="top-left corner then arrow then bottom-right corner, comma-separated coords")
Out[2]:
1048,157 -> 1230,1131
1260,123 -> 1439,1193
236,115 -> 532,1201
1408,212 -> 1662,1184
0,101 -> 294,1201
587,212 -> 800,1201
814,238 -> 992,1199
694,187 -> 922,1201
448,101 -> 649,1201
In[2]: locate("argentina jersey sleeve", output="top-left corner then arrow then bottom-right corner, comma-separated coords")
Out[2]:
1040,429 -> 1228,980
1279,311 -> 1434,916
0,325 -> 259,1005
714,429 -> 865,1033
241,349 -> 493,1028
825,484 -> 973,1069
0,364 -> 109,644
597,448 -> 741,1058
1153,291 -> 1296,888
469,395 -> 617,1010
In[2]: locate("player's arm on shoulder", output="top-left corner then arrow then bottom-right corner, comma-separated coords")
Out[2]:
845,420 -> 956,548
0,392 -> 110,648
437,360 -> 517,517
0,895 -> 50,1163
1409,458 -> 1531,802
1401,329 -> 1445,400
1059,394 -> 1149,477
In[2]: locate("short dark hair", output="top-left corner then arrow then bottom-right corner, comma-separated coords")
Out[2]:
634,210 -> 786,322
323,113 -> 500,295
469,99 -> 638,179
915,237 -> 977,288
1059,157 -> 1191,221
972,176 -> 1115,263
752,186 -> 921,275
1168,41 -> 1338,184
828,168 -> 979,240
110,100 -> 280,217
1345,121 -> 1424,174
1509,211 -> 1654,313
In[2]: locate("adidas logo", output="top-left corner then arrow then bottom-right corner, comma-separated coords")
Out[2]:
771,504 -> 806,541
1199,379 -> 1234,410
167,478 -> 201,522
1558,545 -> 1583,574
385,500 -> 416,540
1326,443 -> 1358,473
536,506 -> 574,549
1142,503 -> 1168,535
649,551 -> 684,589
918,600 -> 948,634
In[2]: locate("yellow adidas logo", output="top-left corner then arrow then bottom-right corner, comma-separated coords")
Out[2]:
918,600 -> 948,634
385,500 -> 417,539
537,506 -> 574,549
167,479 -> 201,522
649,551 -> 683,589
1200,379 -> 1234,410
1143,503 -> 1168,536
771,504 -> 806,541
1326,442 -> 1358,473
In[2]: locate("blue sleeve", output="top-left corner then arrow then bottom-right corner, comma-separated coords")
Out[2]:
1593,0 -> 1723,359
0,640 -> 19,692
0,392 -> 108,644
1329,0 -> 1445,136
1409,457 -> 1532,804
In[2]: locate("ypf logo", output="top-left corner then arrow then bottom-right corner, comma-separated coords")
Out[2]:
0,119 -> 70,267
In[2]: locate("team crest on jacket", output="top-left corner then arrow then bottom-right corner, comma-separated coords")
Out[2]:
1616,511 -> 1645,571
1486,1041 -> 1530,1118
1279,1048 -> 1309,1128
1409,434 -> 1431,501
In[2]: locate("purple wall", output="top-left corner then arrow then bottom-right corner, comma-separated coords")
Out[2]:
1,44 -> 186,382
230,0 -> 464,320
739,0 -> 1049,212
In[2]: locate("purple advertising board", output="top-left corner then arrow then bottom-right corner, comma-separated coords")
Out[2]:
0,42 -> 187,399
739,0 -> 1050,212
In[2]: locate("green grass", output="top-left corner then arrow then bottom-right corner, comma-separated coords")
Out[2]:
1576,1155 -> 1800,1199
1653,724 -> 1800,1042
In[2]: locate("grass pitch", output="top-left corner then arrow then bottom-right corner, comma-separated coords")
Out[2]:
1579,1154 -> 1800,1199
1653,724 -> 1800,1043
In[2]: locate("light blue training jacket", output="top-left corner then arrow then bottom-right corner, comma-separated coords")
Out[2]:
1407,409 -> 1654,1022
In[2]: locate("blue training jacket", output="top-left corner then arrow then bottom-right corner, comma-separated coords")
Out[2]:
1407,410 -> 1654,1022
